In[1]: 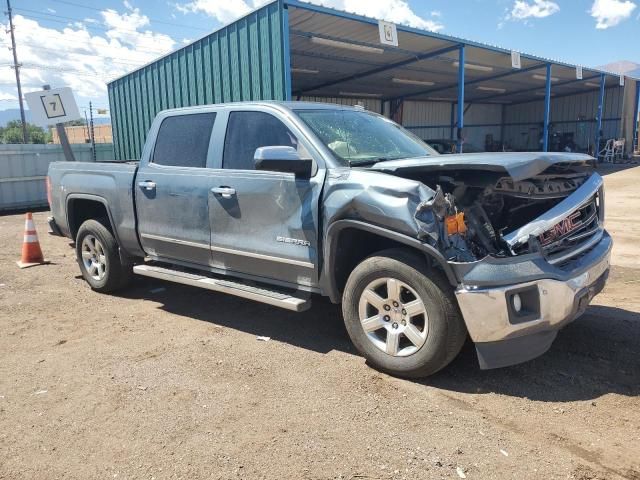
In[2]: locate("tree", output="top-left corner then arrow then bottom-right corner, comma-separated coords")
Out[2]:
0,121 -> 50,144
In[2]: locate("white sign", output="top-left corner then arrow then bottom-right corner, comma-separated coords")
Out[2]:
378,20 -> 398,47
511,51 -> 521,69
24,87 -> 81,127
619,75 -> 625,86
576,66 -> 583,80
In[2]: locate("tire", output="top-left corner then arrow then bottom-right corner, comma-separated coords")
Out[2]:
342,248 -> 467,378
75,218 -> 133,293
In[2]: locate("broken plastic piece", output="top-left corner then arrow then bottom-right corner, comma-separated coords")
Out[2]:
446,212 -> 467,235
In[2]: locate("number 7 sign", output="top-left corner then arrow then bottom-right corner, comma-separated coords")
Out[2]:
40,93 -> 66,119
25,87 -> 81,127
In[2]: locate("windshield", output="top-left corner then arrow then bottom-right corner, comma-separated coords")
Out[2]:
295,109 -> 437,166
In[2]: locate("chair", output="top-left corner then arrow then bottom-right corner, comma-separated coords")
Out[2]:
612,139 -> 625,161
598,139 -> 614,163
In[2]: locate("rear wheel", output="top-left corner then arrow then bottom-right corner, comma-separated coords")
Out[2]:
342,249 -> 466,378
75,219 -> 132,293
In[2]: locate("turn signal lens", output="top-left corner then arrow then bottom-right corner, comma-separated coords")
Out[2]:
46,176 -> 52,208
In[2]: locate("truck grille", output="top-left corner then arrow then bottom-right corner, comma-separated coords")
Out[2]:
542,194 -> 603,265
504,173 -> 605,267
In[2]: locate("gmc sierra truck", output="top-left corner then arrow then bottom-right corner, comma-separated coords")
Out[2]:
47,102 -> 611,377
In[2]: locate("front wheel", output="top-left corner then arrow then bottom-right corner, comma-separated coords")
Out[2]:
342,249 -> 466,378
75,219 -> 132,293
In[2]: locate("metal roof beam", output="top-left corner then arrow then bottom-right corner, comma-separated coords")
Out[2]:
473,73 -> 601,102
293,43 -> 463,95
383,63 -> 545,102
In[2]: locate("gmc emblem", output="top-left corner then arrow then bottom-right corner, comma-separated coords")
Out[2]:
538,211 -> 583,246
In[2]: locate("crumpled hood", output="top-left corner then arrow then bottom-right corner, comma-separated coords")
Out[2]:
369,152 -> 595,182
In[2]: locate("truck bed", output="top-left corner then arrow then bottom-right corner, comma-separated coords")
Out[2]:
48,161 -> 142,256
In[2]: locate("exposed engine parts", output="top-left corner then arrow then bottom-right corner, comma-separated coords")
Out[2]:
412,170 -> 593,263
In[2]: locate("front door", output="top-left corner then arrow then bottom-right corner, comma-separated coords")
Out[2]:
136,112 -> 217,266
208,109 -> 323,288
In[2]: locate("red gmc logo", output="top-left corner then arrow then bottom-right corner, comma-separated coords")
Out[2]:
538,211 -> 583,246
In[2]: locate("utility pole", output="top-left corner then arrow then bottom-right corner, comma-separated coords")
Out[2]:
89,101 -> 96,161
5,0 -> 28,143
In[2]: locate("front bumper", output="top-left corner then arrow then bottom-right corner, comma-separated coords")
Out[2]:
454,230 -> 612,369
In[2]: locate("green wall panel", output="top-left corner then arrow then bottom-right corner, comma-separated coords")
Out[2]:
107,2 -> 286,160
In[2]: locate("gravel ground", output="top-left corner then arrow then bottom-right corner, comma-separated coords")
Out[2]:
1,166 -> 639,480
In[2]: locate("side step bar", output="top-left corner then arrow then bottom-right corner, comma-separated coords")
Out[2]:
133,264 -> 311,312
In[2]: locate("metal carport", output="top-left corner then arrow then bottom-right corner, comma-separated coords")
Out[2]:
108,0 -> 640,160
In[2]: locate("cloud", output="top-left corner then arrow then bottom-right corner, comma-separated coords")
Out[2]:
177,0 -> 444,31
175,0 -> 256,24
508,0 -> 559,20
0,6 -> 176,113
589,0 -> 637,28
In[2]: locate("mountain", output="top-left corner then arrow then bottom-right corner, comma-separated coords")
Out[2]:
0,109 -> 32,126
0,108 -> 111,127
597,60 -> 640,78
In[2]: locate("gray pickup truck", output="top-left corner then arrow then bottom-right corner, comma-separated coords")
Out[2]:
47,101 -> 611,377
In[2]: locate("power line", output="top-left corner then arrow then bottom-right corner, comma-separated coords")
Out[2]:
45,0 -> 210,31
0,40 -> 152,67
7,16 -> 174,56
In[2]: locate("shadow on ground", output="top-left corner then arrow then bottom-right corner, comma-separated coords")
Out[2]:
117,276 -> 639,403
596,163 -> 640,176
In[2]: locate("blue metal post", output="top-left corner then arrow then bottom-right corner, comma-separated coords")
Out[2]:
633,81 -> 640,153
595,73 -> 606,159
281,2 -> 292,101
457,45 -> 465,153
449,102 -> 455,140
542,63 -> 552,152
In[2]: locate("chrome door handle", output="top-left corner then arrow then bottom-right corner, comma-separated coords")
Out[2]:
138,181 -> 156,191
211,186 -> 236,199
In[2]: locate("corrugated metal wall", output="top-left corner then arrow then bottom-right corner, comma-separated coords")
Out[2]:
503,87 -> 624,151
402,101 -> 502,149
300,95 -> 382,113
0,144 -> 114,211
108,2 -> 286,161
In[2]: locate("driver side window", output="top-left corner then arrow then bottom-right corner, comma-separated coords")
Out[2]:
222,111 -> 300,170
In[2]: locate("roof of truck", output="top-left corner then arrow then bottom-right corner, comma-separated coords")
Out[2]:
159,101 -> 366,115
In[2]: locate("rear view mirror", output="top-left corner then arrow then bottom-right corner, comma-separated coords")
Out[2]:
254,146 -> 313,178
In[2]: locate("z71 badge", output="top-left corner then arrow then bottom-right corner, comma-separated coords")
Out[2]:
276,236 -> 311,247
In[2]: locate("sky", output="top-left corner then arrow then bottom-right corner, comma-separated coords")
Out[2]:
0,0 -> 638,119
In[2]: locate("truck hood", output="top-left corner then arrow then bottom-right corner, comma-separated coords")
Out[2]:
369,152 -> 595,182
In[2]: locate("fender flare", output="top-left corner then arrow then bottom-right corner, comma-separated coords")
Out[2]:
65,193 -> 130,262
320,219 -> 459,303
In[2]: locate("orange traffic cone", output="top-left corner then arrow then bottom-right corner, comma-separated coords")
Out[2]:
17,213 -> 48,269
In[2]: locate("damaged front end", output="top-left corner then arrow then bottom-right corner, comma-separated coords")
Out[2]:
365,152 -> 611,369
375,153 -> 603,267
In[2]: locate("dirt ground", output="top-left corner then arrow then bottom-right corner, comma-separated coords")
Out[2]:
1,165 -> 639,480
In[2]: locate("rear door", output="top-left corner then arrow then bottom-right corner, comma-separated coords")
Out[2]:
207,108 -> 324,288
135,111 -> 217,266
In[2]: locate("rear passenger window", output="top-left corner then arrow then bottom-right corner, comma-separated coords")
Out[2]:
223,111 -> 299,170
152,113 -> 216,168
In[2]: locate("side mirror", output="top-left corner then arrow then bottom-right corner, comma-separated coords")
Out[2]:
254,146 -> 313,178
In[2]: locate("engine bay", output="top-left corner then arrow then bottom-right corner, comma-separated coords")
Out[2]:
408,168 -> 594,263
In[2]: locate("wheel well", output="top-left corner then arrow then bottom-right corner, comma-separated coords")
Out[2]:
332,228 -> 431,297
67,199 -> 111,239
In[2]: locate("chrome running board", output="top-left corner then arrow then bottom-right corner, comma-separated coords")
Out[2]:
133,264 -> 311,312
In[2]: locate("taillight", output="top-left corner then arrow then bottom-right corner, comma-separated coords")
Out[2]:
46,176 -> 52,208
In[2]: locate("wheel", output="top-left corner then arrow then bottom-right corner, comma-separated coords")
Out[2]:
75,219 -> 132,293
342,248 -> 467,378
